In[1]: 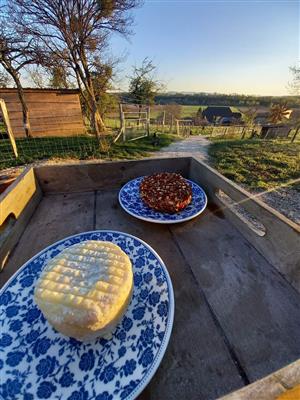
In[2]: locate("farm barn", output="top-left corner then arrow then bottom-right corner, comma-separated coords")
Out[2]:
0,88 -> 85,137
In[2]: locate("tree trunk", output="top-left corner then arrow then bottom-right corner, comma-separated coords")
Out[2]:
86,98 -> 106,139
241,127 -> 246,139
77,80 -> 106,139
79,50 -> 106,138
9,70 -> 32,138
138,104 -> 142,127
2,66 -> 32,137
169,115 -> 173,133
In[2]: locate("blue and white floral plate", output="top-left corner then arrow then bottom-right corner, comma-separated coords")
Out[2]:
0,231 -> 174,400
119,176 -> 207,224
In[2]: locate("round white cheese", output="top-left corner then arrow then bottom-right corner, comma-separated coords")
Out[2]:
34,240 -> 133,341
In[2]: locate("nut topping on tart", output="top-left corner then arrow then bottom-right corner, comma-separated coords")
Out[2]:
140,172 -> 192,213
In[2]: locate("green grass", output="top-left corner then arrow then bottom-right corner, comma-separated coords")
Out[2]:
109,134 -> 179,159
180,105 -> 201,117
103,104 -> 241,126
0,134 -> 179,170
180,105 -> 240,118
208,138 -> 300,191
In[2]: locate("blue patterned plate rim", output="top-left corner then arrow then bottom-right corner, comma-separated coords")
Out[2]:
118,176 -> 208,224
0,230 -> 175,400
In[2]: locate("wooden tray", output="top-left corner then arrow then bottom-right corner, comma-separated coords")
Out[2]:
0,157 -> 299,400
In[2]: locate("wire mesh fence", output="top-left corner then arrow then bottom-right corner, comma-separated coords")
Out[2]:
1,100 -> 297,172
0,135 -> 99,170
0,105 -> 126,170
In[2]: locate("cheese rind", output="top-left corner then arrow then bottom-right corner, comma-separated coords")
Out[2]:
34,240 -> 133,341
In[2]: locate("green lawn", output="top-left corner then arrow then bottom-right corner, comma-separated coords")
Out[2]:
180,105 -> 240,118
0,134 -> 179,170
208,138 -> 300,191
103,104 -> 241,125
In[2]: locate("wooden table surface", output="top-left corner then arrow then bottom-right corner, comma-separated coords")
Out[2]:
1,189 -> 300,400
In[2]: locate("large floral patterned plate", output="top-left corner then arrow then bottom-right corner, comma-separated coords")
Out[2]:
0,231 -> 174,400
119,176 -> 207,224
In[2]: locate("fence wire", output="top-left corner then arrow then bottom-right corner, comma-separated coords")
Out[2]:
0,105 -> 296,172
0,114 -> 121,171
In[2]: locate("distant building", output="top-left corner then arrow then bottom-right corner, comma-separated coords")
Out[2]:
201,106 -> 241,124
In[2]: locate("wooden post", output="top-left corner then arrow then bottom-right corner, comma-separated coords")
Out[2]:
291,126 -> 300,142
113,103 -> 126,143
176,119 -> 180,136
162,110 -> 166,133
241,127 -> 246,139
0,98 -> 18,158
119,103 -> 126,141
170,115 -> 174,133
146,106 -> 150,136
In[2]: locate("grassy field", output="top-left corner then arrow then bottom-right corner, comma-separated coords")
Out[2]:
0,134 -> 179,170
180,105 -> 240,118
104,104 -> 241,126
208,138 -> 300,191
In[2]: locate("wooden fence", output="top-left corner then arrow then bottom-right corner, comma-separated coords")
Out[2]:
0,88 -> 85,138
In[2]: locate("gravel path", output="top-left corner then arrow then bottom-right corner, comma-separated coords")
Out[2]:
153,135 -> 210,161
153,135 -> 300,226
258,187 -> 300,225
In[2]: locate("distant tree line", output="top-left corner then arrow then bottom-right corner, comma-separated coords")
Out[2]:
150,93 -> 300,108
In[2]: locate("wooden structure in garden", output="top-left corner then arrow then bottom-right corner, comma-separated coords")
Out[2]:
115,103 -> 150,142
0,88 -> 85,137
175,119 -> 193,136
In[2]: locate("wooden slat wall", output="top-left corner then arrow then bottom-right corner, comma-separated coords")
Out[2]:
0,89 -> 86,137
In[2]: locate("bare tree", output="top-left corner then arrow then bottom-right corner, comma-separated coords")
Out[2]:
0,17 -> 38,137
165,104 -> 181,122
10,0 -> 141,139
288,65 -> 300,95
128,58 -> 163,127
128,58 -> 162,106
26,65 -> 48,88
0,69 -> 12,87
49,65 -> 72,89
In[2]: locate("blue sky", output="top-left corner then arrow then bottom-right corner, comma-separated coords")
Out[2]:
110,0 -> 299,95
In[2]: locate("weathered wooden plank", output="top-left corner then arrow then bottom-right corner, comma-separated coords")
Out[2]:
0,185 -> 42,271
6,103 -> 80,112
9,115 -> 84,125
35,158 -> 191,193
95,189 -> 245,400
1,92 -> 79,103
8,109 -> 82,118
10,121 -> 85,130
189,157 -> 300,292
13,129 -> 85,138
0,192 -> 94,288
0,167 -> 42,270
0,168 -> 37,225
219,359 -> 300,400
169,207 -> 300,383
0,98 -> 18,157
